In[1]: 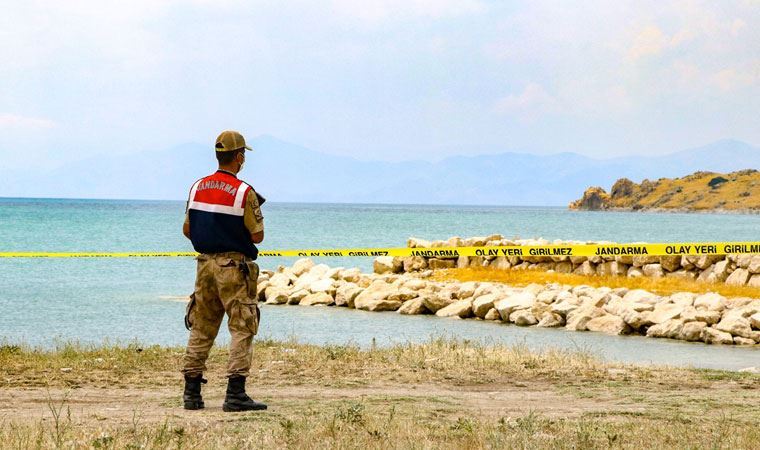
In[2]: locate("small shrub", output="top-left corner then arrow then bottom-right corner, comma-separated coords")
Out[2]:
708,176 -> 728,188
335,402 -> 365,425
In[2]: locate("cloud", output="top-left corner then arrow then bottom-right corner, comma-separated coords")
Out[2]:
0,114 -> 56,129
330,0 -> 485,23
626,25 -> 696,60
713,65 -> 758,92
494,83 -> 560,120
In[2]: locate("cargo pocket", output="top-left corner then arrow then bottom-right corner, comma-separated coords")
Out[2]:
244,261 -> 259,300
184,293 -> 197,330
238,301 -> 260,336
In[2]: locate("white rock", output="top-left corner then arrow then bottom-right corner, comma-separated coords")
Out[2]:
632,255 -> 659,267
623,289 -> 660,305
354,281 -> 401,311
324,267 -> 343,280
649,303 -> 683,324
472,294 -> 496,318
619,308 -> 653,330
373,256 -> 402,274
256,280 -> 270,302
335,283 -> 362,308
537,312 -> 564,327
659,255 -> 682,272
398,297 -> 428,315
725,268 -> 750,286
669,292 -> 696,307
264,286 -> 289,305
457,281 -> 479,299
642,263 -> 664,278
484,308 -> 501,321
749,256 -> 760,274
715,316 -> 754,339
403,256 -> 428,272
586,315 -> 630,335
555,291 -> 579,304
299,292 -> 334,306
536,290 -> 558,304
407,237 -> 432,248
292,272 -> 322,291
702,327 -> 734,345
291,258 -> 315,277
308,278 -> 336,295
646,319 -> 684,339
523,283 -> 545,296
565,307 -> 604,331
287,289 -> 309,305
509,309 -> 537,326
340,268 -> 362,282
665,270 -> 696,281
679,321 -> 707,341
421,294 -> 455,313
573,261 -> 596,276
435,299 -> 473,318
712,260 -> 731,281
268,272 -> 293,288
550,301 -> 578,317
734,336 -> 756,345
750,312 -> 760,330
403,278 -> 428,291
680,307 -> 721,325
693,293 -> 726,311
494,291 -> 536,320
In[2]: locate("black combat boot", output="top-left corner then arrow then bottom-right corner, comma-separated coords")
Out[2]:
222,376 -> 267,412
183,374 -> 207,410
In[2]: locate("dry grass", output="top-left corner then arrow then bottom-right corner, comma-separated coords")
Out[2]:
1,340 -> 759,449
434,267 -> 760,298
629,170 -> 760,211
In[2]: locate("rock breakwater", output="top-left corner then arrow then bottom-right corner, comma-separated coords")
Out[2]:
378,235 -> 760,287
259,257 -> 760,346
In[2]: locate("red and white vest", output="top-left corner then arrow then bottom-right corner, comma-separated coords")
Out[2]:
187,170 -> 258,259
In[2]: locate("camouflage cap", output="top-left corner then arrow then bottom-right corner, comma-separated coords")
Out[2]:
215,130 -> 252,152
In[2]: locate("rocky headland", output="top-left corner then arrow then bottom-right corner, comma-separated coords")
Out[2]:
569,169 -> 760,212
257,236 -> 760,347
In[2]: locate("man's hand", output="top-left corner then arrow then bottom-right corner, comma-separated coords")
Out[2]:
183,222 -> 191,239
251,230 -> 264,244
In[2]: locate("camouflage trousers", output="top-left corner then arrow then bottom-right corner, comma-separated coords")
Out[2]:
182,252 -> 260,378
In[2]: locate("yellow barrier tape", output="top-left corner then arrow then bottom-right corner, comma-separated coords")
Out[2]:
1,242 -> 759,258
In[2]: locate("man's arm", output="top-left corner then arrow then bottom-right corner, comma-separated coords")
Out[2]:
183,185 -> 193,240
243,188 -> 265,244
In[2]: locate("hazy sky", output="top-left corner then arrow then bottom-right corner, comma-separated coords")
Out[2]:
1,0 -> 758,170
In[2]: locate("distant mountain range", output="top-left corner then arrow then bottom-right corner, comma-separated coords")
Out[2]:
2,137 -> 758,206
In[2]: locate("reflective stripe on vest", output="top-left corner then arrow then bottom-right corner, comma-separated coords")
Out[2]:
189,175 -> 251,216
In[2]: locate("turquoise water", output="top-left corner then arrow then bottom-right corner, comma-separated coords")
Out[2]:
0,198 -> 758,369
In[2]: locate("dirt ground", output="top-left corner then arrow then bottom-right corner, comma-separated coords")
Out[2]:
0,379 -> 648,426
1,341 -> 758,448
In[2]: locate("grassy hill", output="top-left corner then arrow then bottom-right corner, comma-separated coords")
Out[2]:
569,169 -> 760,212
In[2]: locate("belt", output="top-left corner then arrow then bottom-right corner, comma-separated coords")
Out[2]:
197,252 -> 253,263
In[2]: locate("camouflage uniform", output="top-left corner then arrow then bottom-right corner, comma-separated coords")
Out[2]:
182,187 -> 264,378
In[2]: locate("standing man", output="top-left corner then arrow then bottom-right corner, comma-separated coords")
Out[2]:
181,130 -> 267,412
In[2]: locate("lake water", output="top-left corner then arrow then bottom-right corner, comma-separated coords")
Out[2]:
0,198 -> 758,370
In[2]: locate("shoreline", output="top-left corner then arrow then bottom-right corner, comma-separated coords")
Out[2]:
572,206 -> 760,215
